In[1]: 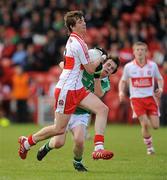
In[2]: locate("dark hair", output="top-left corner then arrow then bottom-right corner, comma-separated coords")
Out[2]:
64,11 -> 84,33
105,55 -> 120,74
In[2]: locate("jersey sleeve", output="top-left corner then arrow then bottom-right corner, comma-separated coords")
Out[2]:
76,41 -> 90,65
121,64 -> 129,81
154,63 -> 163,79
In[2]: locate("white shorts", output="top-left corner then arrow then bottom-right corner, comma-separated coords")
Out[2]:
66,113 -> 90,131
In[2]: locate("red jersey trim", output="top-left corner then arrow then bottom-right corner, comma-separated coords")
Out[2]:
133,59 -> 148,68
64,56 -> 74,69
71,32 -> 84,40
70,33 -> 90,63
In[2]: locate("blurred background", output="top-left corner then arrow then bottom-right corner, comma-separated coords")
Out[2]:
0,0 -> 166,126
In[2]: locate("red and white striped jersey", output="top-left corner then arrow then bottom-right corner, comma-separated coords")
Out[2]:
121,59 -> 163,98
56,32 -> 90,90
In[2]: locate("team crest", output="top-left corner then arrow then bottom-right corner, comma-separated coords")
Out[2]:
147,70 -> 151,75
58,100 -> 64,106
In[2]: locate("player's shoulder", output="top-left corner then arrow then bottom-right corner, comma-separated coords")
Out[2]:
147,60 -> 156,65
68,36 -> 79,45
124,60 -> 134,68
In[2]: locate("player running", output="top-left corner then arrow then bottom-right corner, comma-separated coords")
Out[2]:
119,41 -> 164,155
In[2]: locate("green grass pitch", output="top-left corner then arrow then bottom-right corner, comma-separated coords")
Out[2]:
0,123 -> 167,180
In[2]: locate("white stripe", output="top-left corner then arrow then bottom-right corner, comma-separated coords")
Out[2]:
56,89 -> 68,113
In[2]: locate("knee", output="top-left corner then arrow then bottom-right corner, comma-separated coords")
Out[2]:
53,124 -> 66,135
74,137 -> 84,148
152,124 -> 159,130
99,104 -> 109,114
141,122 -> 149,130
150,117 -> 160,130
54,140 -> 64,149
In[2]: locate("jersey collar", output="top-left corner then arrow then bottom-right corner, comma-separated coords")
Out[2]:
70,32 -> 84,41
133,58 -> 148,68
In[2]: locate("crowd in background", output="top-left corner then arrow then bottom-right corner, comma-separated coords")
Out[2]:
0,0 -> 166,125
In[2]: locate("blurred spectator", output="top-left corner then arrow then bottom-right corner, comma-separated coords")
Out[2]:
0,82 -> 11,119
24,44 -> 36,71
52,11 -> 64,31
12,42 -> 27,67
11,64 -> 30,123
31,11 -> 43,34
0,0 -> 166,123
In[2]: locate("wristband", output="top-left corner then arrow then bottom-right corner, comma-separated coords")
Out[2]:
94,63 -> 103,78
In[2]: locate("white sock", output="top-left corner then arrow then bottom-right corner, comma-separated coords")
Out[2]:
94,144 -> 104,151
144,136 -> 153,149
24,140 -> 30,150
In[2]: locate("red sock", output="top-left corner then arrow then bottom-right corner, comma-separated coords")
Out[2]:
94,134 -> 104,147
28,135 -> 36,146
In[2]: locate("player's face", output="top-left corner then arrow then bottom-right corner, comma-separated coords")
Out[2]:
133,45 -> 147,61
101,59 -> 117,77
73,17 -> 86,35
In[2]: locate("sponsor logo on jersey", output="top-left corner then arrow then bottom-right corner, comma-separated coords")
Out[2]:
147,70 -> 151,75
132,77 -> 152,88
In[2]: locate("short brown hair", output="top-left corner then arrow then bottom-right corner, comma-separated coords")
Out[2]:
64,11 -> 84,33
132,41 -> 148,50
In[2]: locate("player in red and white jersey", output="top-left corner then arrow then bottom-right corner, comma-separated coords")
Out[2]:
119,41 -> 164,155
18,11 -> 113,161
56,32 -> 89,91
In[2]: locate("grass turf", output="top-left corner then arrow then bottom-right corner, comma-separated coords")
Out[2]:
0,123 -> 167,180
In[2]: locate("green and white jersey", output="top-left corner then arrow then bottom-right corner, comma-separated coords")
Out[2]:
74,70 -> 110,114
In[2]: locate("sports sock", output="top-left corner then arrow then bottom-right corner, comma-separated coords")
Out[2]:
94,134 -> 104,151
45,141 -> 53,152
143,136 -> 153,149
28,135 -> 36,146
74,157 -> 82,163
24,135 -> 36,150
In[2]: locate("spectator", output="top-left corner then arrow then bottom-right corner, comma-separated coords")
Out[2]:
11,64 -> 30,123
12,42 -> 27,67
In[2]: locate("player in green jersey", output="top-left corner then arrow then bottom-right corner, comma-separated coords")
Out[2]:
37,54 -> 120,171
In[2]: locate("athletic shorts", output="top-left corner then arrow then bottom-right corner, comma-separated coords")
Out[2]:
66,113 -> 90,131
131,96 -> 159,118
54,87 -> 90,114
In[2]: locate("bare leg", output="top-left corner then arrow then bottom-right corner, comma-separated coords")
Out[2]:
50,133 -> 67,149
138,114 -> 155,154
37,133 -> 67,161
149,115 -> 159,129
79,93 -> 109,135
33,113 -> 70,142
79,93 -> 113,160
72,125 -> 85,159
138,114 -> 151,138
